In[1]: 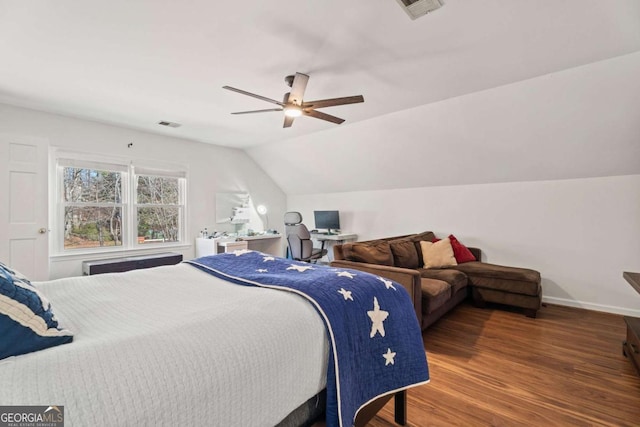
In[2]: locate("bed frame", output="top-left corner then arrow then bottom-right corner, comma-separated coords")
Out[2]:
355,391 -> 406,426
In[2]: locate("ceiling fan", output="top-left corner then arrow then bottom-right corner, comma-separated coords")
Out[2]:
222,72 -> 364,128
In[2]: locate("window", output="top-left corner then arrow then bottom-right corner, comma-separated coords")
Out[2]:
135,172 -> 183,245
55,156 -> 186,253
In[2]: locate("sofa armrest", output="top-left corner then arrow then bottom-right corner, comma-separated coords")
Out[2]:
330,260 -> 422,323
468,247 -> 482,262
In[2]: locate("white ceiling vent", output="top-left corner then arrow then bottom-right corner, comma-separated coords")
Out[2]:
158,120 -> 181,128
395,0 -> 444,20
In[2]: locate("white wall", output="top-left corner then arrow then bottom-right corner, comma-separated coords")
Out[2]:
245,51 -> 640,317
248,51 -> 640,195
0,103 -> 286,279
288,174 -> 640,316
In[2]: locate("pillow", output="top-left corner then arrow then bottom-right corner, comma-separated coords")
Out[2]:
448,234 -> 476,263
389,238 -> 420,269
342,241 -> 394,266
410,231 -> 437,261
0,262 -> 73,360
420,238 -> 458,269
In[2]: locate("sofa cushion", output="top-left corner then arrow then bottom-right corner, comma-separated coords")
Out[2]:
452,261 -> 541,296
448,234 -> 476,263
420,278 -> 451,315
412,231 -> 436,242
418,268 -> 468,294
420,239 -> 457,269
409,231 -> 437,261
389,239 -> 420,269
342,240 -> 394,266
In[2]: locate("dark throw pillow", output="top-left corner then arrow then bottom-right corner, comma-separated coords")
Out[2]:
0,262 -> 73,360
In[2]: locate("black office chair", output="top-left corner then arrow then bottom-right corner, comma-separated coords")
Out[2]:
284,212 -> 327,263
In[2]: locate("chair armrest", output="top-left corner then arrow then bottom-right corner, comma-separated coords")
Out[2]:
330,260 -> 422,323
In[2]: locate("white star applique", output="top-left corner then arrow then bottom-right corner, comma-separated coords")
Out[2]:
338,288 -> 354,301
287,264 -> 314,272
233,249 -> 252,256
383,348 -> 397,366
337,271 -> 356,279
256,269 -> 268,273
378,276 -> 396,290
263,256 -> 275,262
367,297 -> 389,338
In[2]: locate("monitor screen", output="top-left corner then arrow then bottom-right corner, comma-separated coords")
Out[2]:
314,210 -> 340,232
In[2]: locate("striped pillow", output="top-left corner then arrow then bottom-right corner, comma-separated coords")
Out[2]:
0,262 -> 73,360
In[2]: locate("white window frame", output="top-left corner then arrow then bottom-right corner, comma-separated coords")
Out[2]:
131,166 -> 187,248
51,151 -> 188,256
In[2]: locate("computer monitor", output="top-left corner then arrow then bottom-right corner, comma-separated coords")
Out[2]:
314,210 -> 340,235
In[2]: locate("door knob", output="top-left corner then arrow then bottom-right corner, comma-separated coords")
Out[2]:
38,228 -> 47,234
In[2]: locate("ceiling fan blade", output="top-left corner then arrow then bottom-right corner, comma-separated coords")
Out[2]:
283,115 -> 295,128
302,95 -> 364,109
222,86 -> 284,106
303,109 -> 345,125
231,108 -> 283,115
288,73 -> 309,106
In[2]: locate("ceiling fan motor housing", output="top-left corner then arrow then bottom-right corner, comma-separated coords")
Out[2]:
284,75 -> 295,87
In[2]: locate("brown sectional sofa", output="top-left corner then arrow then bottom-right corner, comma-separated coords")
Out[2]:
330,231 -> 542,330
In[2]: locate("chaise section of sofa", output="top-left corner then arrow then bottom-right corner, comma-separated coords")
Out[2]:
452,261 -> 542,318
331,231 -> 542,330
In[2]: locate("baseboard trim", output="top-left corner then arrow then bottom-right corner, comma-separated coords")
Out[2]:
542,296 -> 640,317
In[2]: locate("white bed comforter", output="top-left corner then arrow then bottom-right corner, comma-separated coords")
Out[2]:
0,263 -> 329,426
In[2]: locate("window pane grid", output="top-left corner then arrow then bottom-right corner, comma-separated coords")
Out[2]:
57,159 -> 186,253
62,202 -> 124,208
63,206 -> 123,249
63,167 -> 123,203
135,174 -> 184,245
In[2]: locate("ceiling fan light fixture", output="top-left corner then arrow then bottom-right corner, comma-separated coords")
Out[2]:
283,106 -> 303,117
223,72 -> 364,127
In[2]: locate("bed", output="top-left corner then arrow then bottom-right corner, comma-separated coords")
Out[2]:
0,251 -> 429,426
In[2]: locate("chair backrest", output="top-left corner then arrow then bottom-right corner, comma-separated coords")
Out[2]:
284,211 -> 313,260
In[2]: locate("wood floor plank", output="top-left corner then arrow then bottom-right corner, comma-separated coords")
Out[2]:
367,303 -> 640,427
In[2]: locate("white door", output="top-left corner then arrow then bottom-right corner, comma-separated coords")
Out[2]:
0,135 -> 49,280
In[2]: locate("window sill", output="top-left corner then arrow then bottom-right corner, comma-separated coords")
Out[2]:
49,243 -> 192,262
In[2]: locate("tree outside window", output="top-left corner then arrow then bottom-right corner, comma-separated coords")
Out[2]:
58,159 -> 186,252
136,175 -> 181,244
62,167 -> 123,249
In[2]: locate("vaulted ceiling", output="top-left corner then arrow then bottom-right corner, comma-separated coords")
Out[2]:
1,1 -> 640,193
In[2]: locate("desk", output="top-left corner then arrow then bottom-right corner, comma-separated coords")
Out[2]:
195,234 -> 282,258
310,232 -> 357,262
237,234 -> 283,256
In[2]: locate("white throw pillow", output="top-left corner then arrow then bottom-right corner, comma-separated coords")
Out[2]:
420,238 -> 458,269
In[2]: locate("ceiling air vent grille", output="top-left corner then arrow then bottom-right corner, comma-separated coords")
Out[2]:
395,0 -> 444,20
158,121 -> 181,128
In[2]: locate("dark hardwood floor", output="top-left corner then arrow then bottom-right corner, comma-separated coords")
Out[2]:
367,303 -> 640,426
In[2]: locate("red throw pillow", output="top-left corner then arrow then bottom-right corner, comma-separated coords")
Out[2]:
448,234 -> 476,263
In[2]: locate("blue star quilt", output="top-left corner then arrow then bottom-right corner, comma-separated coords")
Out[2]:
186,250 -> 429,427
